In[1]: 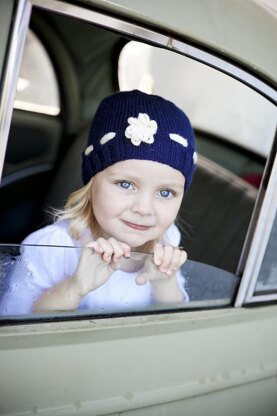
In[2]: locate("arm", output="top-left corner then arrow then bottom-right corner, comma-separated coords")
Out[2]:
34,238 -> 131,312
150,274 -> 185,304
33,276 -> 82,312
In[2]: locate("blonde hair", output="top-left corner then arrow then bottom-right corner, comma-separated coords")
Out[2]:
54,179 -> 100,243
54,179 -> 155,252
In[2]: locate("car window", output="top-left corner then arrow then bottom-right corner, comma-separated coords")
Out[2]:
255,211 -> 277,294
0,3 -> 276,322
118,41 -> 276,160
0,243 -> 239,319
14,29 -> 60,116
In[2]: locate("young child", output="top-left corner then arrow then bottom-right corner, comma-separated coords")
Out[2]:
0,90 -> 196,315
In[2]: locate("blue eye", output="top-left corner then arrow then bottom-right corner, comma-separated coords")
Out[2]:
118,181 -> 134,190
159,189 -> 173,198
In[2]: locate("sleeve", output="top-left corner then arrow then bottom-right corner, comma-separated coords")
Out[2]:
163,223 -> 181,246
176,269 -> 189,302
0,223 -> 80,315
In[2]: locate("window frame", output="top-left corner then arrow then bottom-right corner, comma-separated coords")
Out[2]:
14,28 -> 61,116
0,0 -> 276,311
0,0 -> 31,180
235,145 -> 277,306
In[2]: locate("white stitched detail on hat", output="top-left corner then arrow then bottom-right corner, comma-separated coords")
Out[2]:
100,132 -> 116,145
169,134 -> 188,147
125,113 -> 157,146
84,145 -> 94,155
193,151 -> 198,164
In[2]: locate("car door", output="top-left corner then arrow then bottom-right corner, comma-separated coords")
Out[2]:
0,1 -> 277,415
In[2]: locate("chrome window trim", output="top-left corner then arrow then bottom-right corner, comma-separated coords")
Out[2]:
0,0 -> 32,180
0,0 -> 276,308
235,152 -> 277,306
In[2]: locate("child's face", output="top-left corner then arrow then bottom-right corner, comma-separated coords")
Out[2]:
91,160 -> 185,249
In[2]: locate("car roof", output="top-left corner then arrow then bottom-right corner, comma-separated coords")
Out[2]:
83,0 -> 277,85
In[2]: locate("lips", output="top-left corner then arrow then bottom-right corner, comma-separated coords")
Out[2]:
122,220 -> 153,231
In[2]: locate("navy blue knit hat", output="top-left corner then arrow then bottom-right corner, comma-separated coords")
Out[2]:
82,90 -> 197,190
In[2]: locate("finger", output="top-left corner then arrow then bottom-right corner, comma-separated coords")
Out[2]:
123,245 -> 131,258
153,243 -> 164,266
158,246 -> 175,274
108,239 -> 131,263
87,239 -> 131,264
169,248 -> 182,272
179,249 -> 188,267
135,272 -> 149,285
166,248 -> 187,274
88,241 -> 104,254
107,238 -> 124,261
118,241 -> 131,258
95,238 -> 115,263
168,248 -> 187,272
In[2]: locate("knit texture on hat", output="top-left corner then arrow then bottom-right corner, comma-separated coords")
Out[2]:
82,90 -> 196,190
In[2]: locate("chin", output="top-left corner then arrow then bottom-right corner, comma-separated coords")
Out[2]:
121,235 -> 152,249
125,239 -> 149,249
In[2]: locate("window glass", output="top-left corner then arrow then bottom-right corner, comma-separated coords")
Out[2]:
118,42 -> 277,279
118,42 -> 276,159
255,210 -> 277,294
0,244 -> 238,319
14,30 -> 60,115
1,8 -> 276,321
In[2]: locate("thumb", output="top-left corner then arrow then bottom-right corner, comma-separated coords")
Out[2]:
135,271 -> 150,286
110,260 -> 121,271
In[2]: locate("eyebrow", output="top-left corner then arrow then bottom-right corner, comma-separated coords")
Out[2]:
109,171 -> 140,181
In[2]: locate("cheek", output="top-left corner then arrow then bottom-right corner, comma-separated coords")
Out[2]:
157,201 -> 182,227
92,190 -> 109,224
93,192 -> 125,221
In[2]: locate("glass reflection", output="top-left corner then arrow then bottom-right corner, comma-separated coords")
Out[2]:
0,244 -> 239,319
255,212 -> 277,294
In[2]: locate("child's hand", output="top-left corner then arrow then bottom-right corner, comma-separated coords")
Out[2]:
153,243 -> 187,277
73,237 -> 131,296
34,238 -> 131,312
135,243 -> 187,286
135,243 -> 187,303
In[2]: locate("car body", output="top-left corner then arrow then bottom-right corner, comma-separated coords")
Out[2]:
0,0 -> 276,415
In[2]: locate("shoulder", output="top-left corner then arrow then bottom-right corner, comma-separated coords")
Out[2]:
20,220 -> 82,286
22,220 -> 76,247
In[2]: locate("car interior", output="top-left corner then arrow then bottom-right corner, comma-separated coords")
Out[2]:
1,4 -> 277,416
0,8 -> 267,279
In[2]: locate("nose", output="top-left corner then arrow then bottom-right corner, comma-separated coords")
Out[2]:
131,191 -> 153,216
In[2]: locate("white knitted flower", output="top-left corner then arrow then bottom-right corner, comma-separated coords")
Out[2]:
125,113 -> 157,146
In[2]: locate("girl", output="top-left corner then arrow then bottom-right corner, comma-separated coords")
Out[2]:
0,90 -> 196,315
